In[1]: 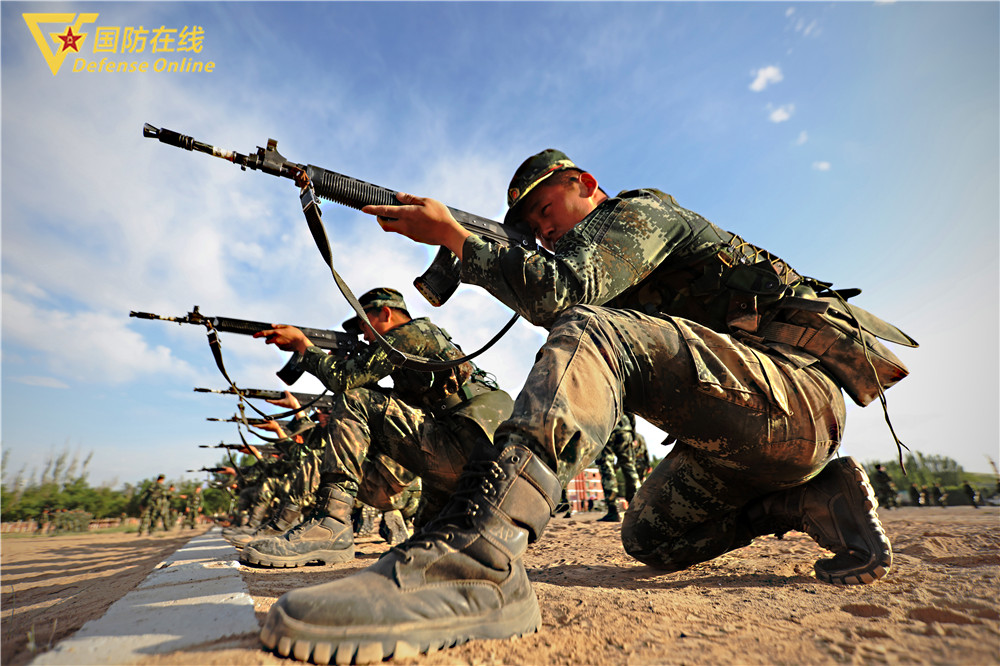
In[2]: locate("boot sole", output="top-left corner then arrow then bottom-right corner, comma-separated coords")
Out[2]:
241,545 -> 355,568
260,588 -> 541,665
811,459 -> 892,586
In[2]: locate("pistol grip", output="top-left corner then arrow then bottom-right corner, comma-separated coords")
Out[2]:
277,353 -> 305,385
414,246 -> 461,306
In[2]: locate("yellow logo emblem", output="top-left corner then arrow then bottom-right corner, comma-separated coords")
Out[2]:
23,13 -> 99,75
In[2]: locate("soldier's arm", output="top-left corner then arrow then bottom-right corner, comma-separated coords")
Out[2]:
459,193 -> 687,327
298,342 -> 394,393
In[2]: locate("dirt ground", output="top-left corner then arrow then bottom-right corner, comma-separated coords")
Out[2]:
2,507 -> 998,666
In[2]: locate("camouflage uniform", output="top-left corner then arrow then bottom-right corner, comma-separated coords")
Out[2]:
183,488 -> 203,528
240,289 -> 513,567
595,412 -> 642,506
633,430 -> 651,481
299,311 -> 513,513
461,174 -> 908,569
258,152 -> 910,660
871,465 -> 897,509
138,477 -> 170,535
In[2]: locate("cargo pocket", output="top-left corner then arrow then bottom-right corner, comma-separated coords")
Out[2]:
672,318 -> 787,415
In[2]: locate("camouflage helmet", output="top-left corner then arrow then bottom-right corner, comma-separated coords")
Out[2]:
503,149 -> 580,233
342,287 -> 411,334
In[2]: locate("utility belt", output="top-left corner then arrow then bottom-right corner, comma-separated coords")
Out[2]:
756,296 -> 917,407
435,378 -> 495,412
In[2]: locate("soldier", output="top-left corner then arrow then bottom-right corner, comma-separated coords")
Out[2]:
182,486 -> 203,528
871,464 -> 898,510
908,482 -> 922,507
260,150 -> 912,662
931,482 -> 948,508
962,481 -> 980,508
595,412 -> 642,522
137,474 -> 168,536
246,287 -> 513,568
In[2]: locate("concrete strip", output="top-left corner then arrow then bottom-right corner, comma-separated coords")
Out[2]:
32,527 -> 259,665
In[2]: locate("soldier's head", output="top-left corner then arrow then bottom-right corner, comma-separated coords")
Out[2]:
504,149 -> 607,252
342,287 -> 412,342
156,474 -> 165,483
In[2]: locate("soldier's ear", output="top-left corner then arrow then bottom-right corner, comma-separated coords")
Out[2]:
578,172 -> 599,197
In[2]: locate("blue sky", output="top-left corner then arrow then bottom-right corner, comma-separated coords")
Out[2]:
2,1 -> 997,489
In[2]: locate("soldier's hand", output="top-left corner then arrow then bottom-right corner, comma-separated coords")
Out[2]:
254,325 -> 312,354
364,192 -> 471,259
250,419 -> 287,439
265,390 -> 302,411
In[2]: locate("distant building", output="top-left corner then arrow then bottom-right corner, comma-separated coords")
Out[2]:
565,468 -> 603,511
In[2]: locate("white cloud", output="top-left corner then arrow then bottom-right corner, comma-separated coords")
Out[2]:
796,131 -> 808,145
749,65 -> 783,92
812,161 -> 832,171
12,376 -> 71,389
2,279 -> 198,384
768,104 -> 795,123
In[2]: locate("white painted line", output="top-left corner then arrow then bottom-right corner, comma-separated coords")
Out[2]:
32,527 -> 259,665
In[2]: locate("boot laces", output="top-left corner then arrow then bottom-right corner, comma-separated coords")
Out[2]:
390,459 -> 505,560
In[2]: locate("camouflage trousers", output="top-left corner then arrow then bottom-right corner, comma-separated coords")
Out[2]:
495,305 -> 845,571
320,388 -> 493,519
139,504 -> 170,534
595,437 -> 640,503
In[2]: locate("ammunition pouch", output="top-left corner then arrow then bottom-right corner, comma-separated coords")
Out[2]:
435,379 -> 496,412
759,297 -> 917,407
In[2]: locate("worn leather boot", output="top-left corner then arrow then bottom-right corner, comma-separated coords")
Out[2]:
598,499 -> 621,522
228,502 -> 301,549
242,486 -> 355,568
260,443 -> 562,664
744,456 -> 892,585
378,510 -> 410,546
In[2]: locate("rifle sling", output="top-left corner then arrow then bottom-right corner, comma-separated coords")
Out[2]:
300,181 -> 519,372
203,326 -> 327,436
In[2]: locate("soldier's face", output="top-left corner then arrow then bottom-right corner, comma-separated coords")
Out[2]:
521,174 -> 596,251
363,309 -> 393,342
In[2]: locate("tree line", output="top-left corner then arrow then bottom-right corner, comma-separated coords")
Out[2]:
0,448 -> 237,524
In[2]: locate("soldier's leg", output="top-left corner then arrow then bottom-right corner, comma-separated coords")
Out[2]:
244,388 -> 422,568
259,306 -> 877,663
616,443 -> 641,503
595,444 -> 622,522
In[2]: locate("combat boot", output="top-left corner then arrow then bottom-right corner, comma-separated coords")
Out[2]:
259,443 -> 562,664
598,499 -> 621,522
228,502 -> 302,549
242,486 -> 355,568
378,509 -> 410,546
221,500 -> 269,541
743,456 -> 892,585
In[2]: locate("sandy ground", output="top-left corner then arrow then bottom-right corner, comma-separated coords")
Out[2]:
2,506 -> 998,666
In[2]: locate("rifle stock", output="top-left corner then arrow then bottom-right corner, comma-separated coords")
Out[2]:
143,123 -> 536,306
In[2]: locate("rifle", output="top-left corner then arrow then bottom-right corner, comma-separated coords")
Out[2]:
207,415 -> 291,427
198,443 -> 280,455
142,123 -> 535,307
188,467 -> 235,475
194,386 -> 335,410
130,305 -> 362,385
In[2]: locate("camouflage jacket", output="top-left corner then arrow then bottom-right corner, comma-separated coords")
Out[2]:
461,188 -> 806,334
300,318 -> 511,430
